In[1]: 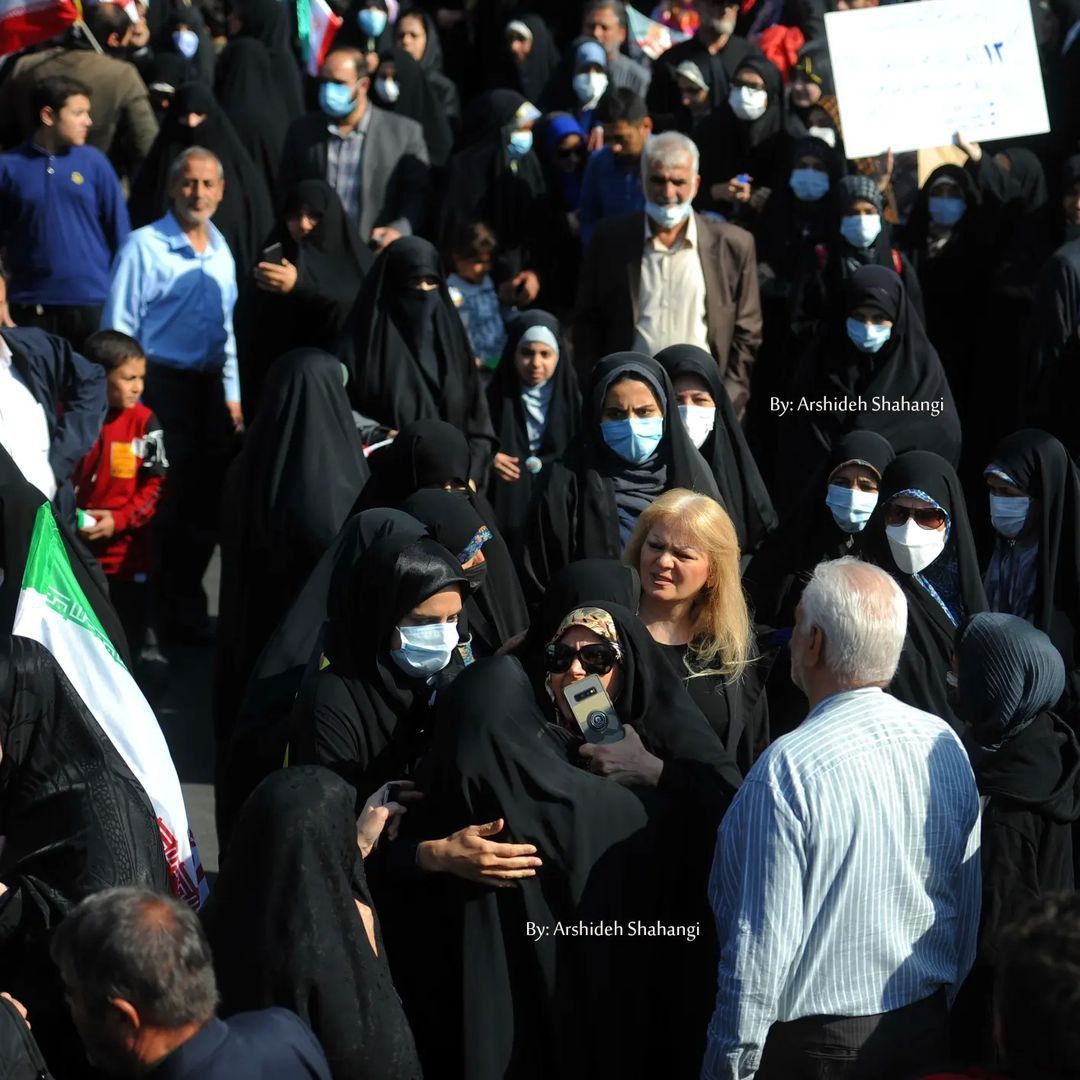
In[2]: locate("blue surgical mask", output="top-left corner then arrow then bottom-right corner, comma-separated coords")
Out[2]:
644,198 -> 692,230
840,212 -> 881,248
989,494 -> 1030,539
507,129 -> 533,159
928,196 -> 966,227
319,80 -> 356,118
390,621 -> 459,677
789,167 -> 829,202
826,483 -> 878,533
601,416 -> 664,464
173,28 -> 199,59
357,6 -> 387,37
846,318 -> 892,353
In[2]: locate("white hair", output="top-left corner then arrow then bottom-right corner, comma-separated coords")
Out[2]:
799,557 -> 908,687
640,130 -> 700,186
167,145 -> 223,186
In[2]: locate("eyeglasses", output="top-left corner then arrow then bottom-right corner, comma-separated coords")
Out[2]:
544,641 -> 621,675
884,503 -> 948,530
557,146 -> 585,159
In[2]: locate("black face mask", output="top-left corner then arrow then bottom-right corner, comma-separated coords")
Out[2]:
462,561 -> 488,591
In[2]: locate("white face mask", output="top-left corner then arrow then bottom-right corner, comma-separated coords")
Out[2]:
390,621 -> 459,677
729,85 -> 768,121
677,404 -> 715,449
808,125 -> 837,148
374,75 -> 400,103
885,518 -> 947,575
572,71 -> 608,107
173,28 -> 199,59
644,198 -> 692,230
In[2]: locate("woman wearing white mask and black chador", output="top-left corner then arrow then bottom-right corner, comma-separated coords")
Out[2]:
654,343 -> 776,556
856,450 -> 987,732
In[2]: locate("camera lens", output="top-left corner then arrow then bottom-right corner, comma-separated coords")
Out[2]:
587,710 -> 609,732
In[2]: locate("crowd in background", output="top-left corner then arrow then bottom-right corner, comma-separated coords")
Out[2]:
1,0 -> 1080,1077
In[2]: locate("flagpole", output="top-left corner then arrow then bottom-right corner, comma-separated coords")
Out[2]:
72,0 -> 104,54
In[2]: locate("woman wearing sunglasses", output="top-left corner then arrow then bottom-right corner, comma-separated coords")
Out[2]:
539,600 -> 741,1076
857,450 -> 987,730
624,488 -> 767,774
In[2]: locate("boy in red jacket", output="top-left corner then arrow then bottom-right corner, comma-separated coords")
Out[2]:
73,330 -> 167,661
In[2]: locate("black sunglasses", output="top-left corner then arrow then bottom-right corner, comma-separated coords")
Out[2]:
544,641 -> 621,675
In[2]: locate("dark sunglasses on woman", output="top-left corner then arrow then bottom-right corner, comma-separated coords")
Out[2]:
883,503 -> 948,530
544,641 -> 621,675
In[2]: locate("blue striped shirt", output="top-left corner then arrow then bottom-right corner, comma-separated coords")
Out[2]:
702,686 -> 981,1080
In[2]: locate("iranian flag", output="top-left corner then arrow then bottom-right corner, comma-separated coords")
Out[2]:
13,504 -> 208,909
0,0 -> 78,55
300,0 -> 342,77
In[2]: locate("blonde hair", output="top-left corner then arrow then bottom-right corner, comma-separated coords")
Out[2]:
623,489 -> 753,680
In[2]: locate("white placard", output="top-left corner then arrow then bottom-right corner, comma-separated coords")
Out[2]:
825,0 -> 1050,159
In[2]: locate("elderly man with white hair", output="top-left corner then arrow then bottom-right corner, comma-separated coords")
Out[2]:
574,129 -> 761,417
703,556 -> 980,1080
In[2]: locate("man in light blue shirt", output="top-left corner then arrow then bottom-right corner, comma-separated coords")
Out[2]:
703,556 -> 981,1080
102,145 -> 239,641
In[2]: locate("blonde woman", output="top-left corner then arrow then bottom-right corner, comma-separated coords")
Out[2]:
624,488 -> 767,771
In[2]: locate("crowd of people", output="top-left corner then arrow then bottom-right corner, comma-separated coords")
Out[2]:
1,0 -> 1080,1076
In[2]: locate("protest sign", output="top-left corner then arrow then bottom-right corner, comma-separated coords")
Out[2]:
825,0 -> 1049,158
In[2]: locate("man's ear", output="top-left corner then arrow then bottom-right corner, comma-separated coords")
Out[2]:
109,998 -> 141,1031
806,624 -> 824,668
641,116 -> 654,135
39,105 -> 55,129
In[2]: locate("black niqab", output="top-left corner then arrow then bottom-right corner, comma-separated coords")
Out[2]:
204,766 -> 421,1080
857,450 -> 987,729
655,344 -> 777,553
340,238 -> 496,480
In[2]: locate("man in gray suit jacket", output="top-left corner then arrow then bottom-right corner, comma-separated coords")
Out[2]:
278,47 -> 430,249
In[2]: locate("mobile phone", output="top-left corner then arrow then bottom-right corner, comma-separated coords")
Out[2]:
260,242 -> 284,265
562,674 -> 625,745
383,782 -> 402,806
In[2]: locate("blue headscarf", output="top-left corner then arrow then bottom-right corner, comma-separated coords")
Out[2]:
543,112 -> 587,210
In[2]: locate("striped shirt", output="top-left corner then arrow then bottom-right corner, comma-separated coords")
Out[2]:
702,686 -> 981,1080
325,105 -> 372,225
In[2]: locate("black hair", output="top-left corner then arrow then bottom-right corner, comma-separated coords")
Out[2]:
995,892 -> 1080,1080
595,88 -> 648,126
84,2 -> 131,43
50,887 -> 218,1030
446,220 -> 498,261
82,330 -> 146,372
31,75 -> 91,116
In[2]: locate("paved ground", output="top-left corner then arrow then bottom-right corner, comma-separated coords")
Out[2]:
151,551 -> 221,877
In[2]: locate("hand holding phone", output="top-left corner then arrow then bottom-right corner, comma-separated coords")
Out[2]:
562,674 -> 625,745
